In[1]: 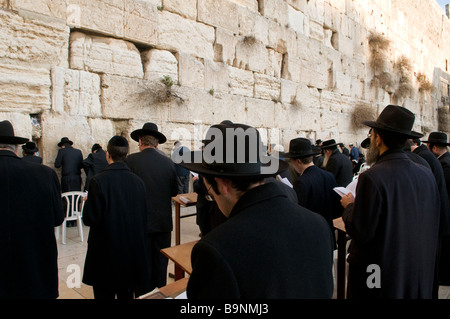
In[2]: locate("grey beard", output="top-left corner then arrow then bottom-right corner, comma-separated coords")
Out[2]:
366,143 -> 379,166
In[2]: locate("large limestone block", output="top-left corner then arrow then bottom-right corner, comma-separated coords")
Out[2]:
70,32 -> 144,78
258,0 -> 289,24
177,53 -> 205,89
163,0 -> 197,19
65,0 -> 125,38
142,49 -> 178,82
254,73 -> 281,101
198,0 -> 239,33
10,0 -> 67,20
287,4 -> 305,34
101,74 -> 170,120
40,111 -> 91,166
156,11 -> 215,61
124,0 -> 159,45
204,60 -> 229,94
169,86 -> 214,124
0,9 -> 69,68
229,0 -> 258,11
211,93 -> 246,124
0,64 -> 51,113
274,102 -> 303,130
234,37 -> 267,73
51,66 -> 101,117
244,97 -> 275,127
237,6 -> 269,45
214,27 -> 237,65
228,67 -> 254,97
87,118 -> 115,148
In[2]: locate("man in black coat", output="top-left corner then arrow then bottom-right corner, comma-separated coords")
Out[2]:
322,139 -> 353,187
54,137 -> 83,192
180,123 -> 334,299
82,143 -> 108,191
0,121 -> 64,298
341,105 -> 441,299
284,138 -> 342,247
21,141 -> 42,164
424,132 -> 450,285
82,136 -> 151,299
126,123 -> 178,290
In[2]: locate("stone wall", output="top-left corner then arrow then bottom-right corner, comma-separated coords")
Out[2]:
1,0 -> 449,169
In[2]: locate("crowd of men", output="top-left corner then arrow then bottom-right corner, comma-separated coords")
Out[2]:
0,103 -> 449,299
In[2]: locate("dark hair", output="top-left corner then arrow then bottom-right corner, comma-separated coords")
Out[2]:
107,142 -> 128,162
203,174 -> 264,194
374,129 -> 407,150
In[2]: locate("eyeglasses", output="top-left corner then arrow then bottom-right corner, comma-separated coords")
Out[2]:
205,183 -> 214,202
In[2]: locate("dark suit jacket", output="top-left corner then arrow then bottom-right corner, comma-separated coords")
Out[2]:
439,152 -> 450,202
325,149 -> 353,187
413,144 -> 450,236
342,149 -> 440,298
82,162 -> 151,292
293,165 -> 342,244
54,146 -> 83,191
82,149 -> 108,190
22,154 -> 43,164
0,150 -> 64,298
187,183 -> 334,299
126,148 -> 178,233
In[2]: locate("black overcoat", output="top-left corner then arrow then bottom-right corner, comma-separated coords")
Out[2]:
54,146 -> 83,192
342,149 -> 441,298
293,165 -> 342,245
126,148 -> 178,233
187,183 -> 334,299
325,149 -> 353,187
0,150 -> 64,298
82,162 -> 151,292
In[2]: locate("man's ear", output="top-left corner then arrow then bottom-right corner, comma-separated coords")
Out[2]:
215,177 -> 231,195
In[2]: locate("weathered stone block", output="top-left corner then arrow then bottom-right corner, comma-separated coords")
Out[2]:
169,86 -> 214,124
69,32 -> 144,78
229,0 -> 258,11
288,5 -> 305,34
0,111 -> 32,141
259,0 -> 289,24
0,9 -> 69,68
156,11 -> 215,61
51,66 -> 101,117
124,0 -> 159,45
214,27 -> 237,65
235,37 -> 267,73
211,93 -> 246,124
244,97 -> 275,127
198,0 -> 239,33
101,74 -> 170,120
254,73 -> 281,101
177,53 -> 205,89
163,0 -> 197,19
237,6 -> 269,45
142,49 -> 178,82
204,60 -> 229,94
0,63 -> 51,113
228,67 -> 254,97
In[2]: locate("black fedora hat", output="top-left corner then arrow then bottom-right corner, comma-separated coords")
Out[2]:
130,122 -> 167,144
421,132 -> 450,146
362,104 -> 423,138
321,139 -> 340,149
0,120 -> 29,144
283,138 -> 321,158
22,141 -> 38,153
177,123 -> 288,177
57,137 -> 73,147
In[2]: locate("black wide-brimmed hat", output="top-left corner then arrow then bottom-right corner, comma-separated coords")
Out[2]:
321,139 -> 340,150
421,132 -> 450,146
0,120 -> 29,144
130,122 -> 167,144
283,138 -> 321,158
57,137 -> 73,147
362,104 -> 423,138
177,123 -> 288,177
22,141 -> 38,153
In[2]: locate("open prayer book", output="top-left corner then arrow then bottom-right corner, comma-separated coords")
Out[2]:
333,176 -> 358,198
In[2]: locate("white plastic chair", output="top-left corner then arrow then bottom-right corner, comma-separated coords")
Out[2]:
55,191 -> 87,244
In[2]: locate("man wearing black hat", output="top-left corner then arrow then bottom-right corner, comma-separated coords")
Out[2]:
21,141 -> 42,164
180,123 -> 334,298
82,136 -> 151,299
321,139 -> 353,187
284,138 -> 342,245
82,143 -> 108,191
126,123 -> 178,291
0,120 -> 64,298
340,105 -> 442,298
424,132 -> 450,285
55,137 -> 84,192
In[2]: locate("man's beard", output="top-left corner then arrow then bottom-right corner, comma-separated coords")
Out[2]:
366,142 -> 379,166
